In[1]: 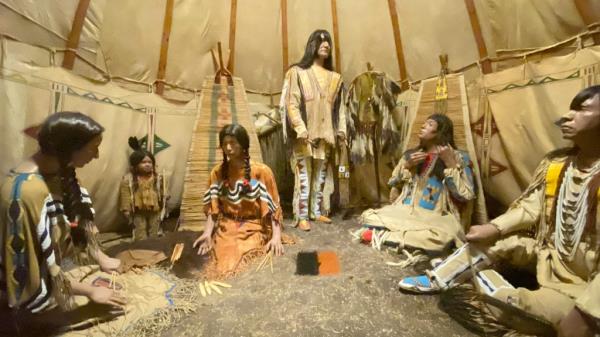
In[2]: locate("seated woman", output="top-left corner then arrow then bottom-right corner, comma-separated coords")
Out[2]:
0,112 -> 124,333
352,114 -> 476,262
193,124 -> 284,276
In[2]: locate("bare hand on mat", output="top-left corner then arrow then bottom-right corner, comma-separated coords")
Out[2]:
89,286 -> 127,307
193,233 -> 213,255
265,236 -> 284,256
465,224 -> 500,245
557,307 -> 596,337
406,151 -> 427,169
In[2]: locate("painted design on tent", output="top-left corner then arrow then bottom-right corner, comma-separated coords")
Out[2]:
486,70 -> 580,94
471,114 -> 507,178
471,115 -> 499,137
65,87 -> 148,112
488,157 -> 508,176
139,134 -> 171,155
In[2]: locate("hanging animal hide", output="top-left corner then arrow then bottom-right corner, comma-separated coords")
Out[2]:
346,71 -> 402,164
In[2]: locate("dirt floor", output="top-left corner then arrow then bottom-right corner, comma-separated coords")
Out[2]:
128,216 -> 478,337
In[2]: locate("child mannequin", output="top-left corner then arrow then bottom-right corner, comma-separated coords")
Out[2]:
119,137 -> 167,240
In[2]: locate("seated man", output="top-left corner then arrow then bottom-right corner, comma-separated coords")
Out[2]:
352,114 -> 476,262
399,86 -> 600,337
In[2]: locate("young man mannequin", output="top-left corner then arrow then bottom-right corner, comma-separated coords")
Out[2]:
280,29 -> 347,231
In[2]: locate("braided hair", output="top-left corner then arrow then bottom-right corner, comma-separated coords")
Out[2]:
37,112 -> 104,247
218,124 -> 251,194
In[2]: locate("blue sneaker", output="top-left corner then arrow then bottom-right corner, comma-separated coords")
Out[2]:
398,275 -> 440,294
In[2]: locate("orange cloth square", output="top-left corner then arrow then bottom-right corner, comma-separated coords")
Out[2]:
317,251 -> 340,275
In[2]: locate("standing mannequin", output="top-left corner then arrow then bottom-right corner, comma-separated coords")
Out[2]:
280,29 -> 347,231
120,137 -> 167,241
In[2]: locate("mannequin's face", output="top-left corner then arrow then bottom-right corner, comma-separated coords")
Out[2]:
70,134 -> 102,168
222,135 -> 244,160
418,119 -> 439,143
560,94 -> 600,142
136,156 -> 154,174
316,40 -> 331,60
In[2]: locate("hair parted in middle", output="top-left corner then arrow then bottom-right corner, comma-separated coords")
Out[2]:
218,124 -> 252,193
291,29 -> 334,71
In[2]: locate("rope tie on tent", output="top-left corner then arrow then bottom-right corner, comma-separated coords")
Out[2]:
576,36 -> 584,51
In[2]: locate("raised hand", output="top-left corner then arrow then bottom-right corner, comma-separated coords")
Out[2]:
406,151 -> 428,169
437,145 -> 457,168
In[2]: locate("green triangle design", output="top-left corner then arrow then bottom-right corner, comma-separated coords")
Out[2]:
139,134 -> 170,155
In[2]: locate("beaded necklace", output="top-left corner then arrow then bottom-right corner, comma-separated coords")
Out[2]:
555,159 -> 600,260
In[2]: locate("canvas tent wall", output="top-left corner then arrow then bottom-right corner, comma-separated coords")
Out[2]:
1,0 -> 598,98
0,0 -> 599,232
0,43 -> 197,232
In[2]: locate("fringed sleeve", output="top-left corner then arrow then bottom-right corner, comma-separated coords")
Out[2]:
119,174 -> 132,212
1,174 -> 73,313
443,151 -> 476,203
490,157 -> 551,235
334,82 -> 348,139
255,164 -> 283,225
390,157 -> 413,187
286,67 -> 308,136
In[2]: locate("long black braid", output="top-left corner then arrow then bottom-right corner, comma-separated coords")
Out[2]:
221,151 -> 229,188
243,149 -> 251,194
58,160 -> 93,247
37,112 -> 104,247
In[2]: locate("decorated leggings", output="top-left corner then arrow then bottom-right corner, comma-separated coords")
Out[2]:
294,156 -> 328,220
429,237 -> 575,328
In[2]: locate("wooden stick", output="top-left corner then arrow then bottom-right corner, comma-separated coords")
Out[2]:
169,243 -> 184,269
281,0 -> 289,74
463,0 -> 492,74
386,0 -> 409,90
227,0 -> 238,73
330,0 -> 342,72
156,0 -> 175,95
574,0 -> 600,44
62,0 -> 91,70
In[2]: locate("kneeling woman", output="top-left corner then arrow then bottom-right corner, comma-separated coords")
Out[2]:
353,114 -> 476,261
194,124 -> 284,276
0,112 -> 124,332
